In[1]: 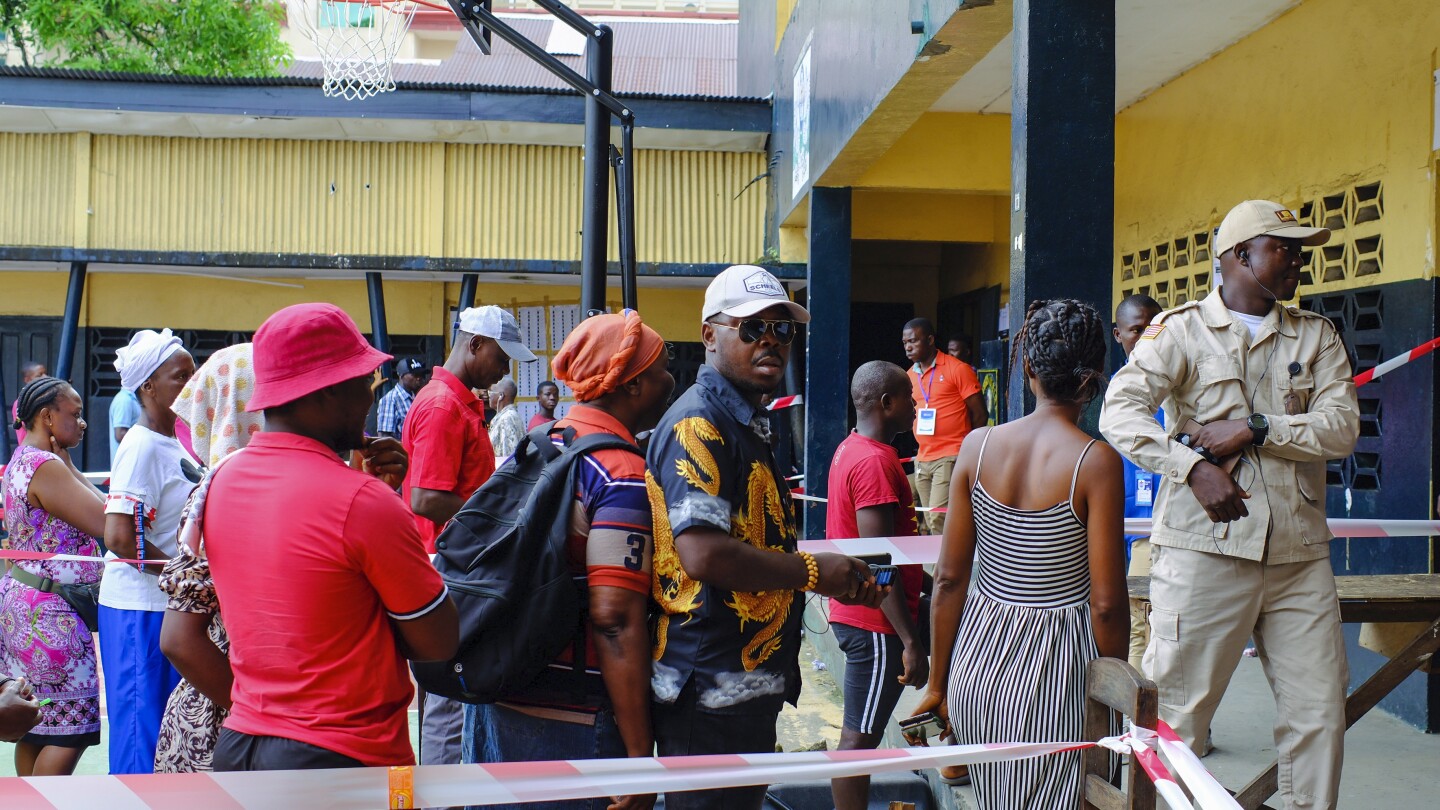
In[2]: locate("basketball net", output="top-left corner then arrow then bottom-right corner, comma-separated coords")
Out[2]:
292,0 -> 421,101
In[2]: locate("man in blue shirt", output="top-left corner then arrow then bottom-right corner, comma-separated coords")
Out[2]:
376,357 -> 429,439
1113,294 -> 1163,672
108,387 -> 141,467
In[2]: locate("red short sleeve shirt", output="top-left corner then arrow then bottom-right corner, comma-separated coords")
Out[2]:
204,432 -> 448,766
402,367 -> 496,553
825,432 -> 924,634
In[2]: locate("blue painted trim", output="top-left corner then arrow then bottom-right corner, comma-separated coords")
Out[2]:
0,246 -> 805,279
0,75 -> 769,133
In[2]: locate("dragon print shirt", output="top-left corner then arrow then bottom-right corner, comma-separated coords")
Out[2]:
647,365 -> 802,715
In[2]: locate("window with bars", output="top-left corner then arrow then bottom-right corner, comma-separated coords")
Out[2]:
1301,290 -> 1384,492
1117,180 -> 1385,308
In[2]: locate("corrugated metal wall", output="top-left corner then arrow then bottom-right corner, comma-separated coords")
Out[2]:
0,134 -> 765,265
0,133 -> 80,248
90,137 -> 445,257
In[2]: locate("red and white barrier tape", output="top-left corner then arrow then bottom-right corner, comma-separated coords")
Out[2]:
795,518 -> 1440,565
767,394 -> 803,411
2,517 -> 1434,569
790,491 -> 945,513
0,729 -> 1229,810
1353,335 -> 1440,387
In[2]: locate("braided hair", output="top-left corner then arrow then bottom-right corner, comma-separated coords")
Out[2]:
1015,299 -> 1108,404
12,375 -> 70,431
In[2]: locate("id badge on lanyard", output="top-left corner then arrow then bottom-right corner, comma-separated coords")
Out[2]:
917,408 -> 938,436
1135,471 -> 1154,507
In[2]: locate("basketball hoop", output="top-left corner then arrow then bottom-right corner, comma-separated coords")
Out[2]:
292,0 -> 433,101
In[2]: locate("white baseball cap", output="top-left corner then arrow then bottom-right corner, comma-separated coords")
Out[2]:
1214,200 -> 1330,258
702,265 -> 810,323
457,306 -> 537,362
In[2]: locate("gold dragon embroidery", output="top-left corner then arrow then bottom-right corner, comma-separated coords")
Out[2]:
726,461 -> 795,671
672,417 -> 724,496
649,469 -> 703,661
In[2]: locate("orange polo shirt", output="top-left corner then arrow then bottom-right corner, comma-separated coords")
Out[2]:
907,352 -> 983,461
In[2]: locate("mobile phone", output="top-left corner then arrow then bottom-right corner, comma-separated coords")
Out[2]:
868,564 -> 899,587
855,553 -> 893,566
898,710 -> 946,743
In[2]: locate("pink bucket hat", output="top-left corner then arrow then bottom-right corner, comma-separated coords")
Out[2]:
247,303 -> 392,412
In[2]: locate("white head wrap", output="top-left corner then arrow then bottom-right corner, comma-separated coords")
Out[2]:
115,328 -> 185,392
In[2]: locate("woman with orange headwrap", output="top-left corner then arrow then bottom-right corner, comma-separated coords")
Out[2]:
464,310 -> 673,810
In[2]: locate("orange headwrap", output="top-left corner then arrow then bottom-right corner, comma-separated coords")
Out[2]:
552,310 -> 665,402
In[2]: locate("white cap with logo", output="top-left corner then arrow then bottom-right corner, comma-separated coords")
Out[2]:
457,305 -> 537,362
1214,200 -> 1330,258
702,265 -> 811,323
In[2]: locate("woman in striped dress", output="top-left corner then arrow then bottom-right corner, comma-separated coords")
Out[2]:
914,299 -> 1130,808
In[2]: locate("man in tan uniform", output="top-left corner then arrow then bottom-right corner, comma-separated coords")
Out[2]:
1102,200 -> 1359,810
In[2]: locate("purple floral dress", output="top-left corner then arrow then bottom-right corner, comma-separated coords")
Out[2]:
1,445 -> 102,744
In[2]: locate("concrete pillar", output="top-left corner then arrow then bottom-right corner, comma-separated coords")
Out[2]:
802,187 -> 852,538
1007,0 -> 1115,420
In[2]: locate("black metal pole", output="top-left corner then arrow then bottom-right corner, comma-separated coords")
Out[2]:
455,272 -> 478,343
366,272 -> 392,388
56,261 -> 86,382
616,122 -> 638,311
0,357 -> 10,460
580,25 -> 614,318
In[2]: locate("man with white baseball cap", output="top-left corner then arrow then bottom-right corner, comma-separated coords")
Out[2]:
647,265 -> 884,810
403,304 -> 535,767
1103,200 -> 1358,808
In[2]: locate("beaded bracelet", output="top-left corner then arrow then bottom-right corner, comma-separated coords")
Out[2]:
797,550 -> 819,592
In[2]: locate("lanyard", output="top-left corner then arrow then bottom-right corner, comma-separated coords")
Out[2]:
918,360 -> 939,406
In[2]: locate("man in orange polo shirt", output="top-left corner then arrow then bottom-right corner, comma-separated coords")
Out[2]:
901,318 -> 986,534
403,304 -> 536,767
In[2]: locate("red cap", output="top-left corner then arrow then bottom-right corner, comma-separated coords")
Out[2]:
247,303 -> 392,412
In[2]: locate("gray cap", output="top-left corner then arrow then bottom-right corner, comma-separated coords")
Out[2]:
701,265 -> 810,323
457,306 -> 537,362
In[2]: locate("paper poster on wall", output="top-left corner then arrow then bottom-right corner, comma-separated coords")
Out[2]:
791,41 -> 811,198
978,368 -> 1002,426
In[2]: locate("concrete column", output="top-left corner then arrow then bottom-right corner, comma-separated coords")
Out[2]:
802,187 -> 852,539
1007,0 -> 1115,420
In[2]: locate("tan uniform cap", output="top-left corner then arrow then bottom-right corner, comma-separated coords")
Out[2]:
1214,199 -> 1330,258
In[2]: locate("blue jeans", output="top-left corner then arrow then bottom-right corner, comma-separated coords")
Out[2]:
463,702 -> 624,810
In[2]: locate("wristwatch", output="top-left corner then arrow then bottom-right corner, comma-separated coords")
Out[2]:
1247,413 -> 1269,446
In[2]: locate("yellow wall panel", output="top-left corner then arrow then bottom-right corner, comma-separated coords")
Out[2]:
858,113 -> 1010,195
1114,0 -> 1439,303
0,133 -> 79,248
853,190 -> 1001,243
89,137 -> 441,257
444,145 -> 765,266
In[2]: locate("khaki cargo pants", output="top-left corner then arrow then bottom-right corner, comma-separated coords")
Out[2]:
914,456 -> 956,536
1145,546 -> 1346,810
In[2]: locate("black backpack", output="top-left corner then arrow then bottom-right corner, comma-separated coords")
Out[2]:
411,424 -> 643,703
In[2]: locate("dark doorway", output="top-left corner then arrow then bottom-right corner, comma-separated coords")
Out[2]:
850,301 -> 917,459
1,316 -> 62,457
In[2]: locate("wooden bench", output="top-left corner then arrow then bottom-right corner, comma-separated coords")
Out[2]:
1084,657 -> 1158,810
1128,573 -> 1440,809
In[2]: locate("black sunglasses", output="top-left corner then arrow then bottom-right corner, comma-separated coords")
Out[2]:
711,318 -> 800,345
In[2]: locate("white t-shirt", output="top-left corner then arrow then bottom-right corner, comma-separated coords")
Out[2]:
100,425 -> 194,611
1229,309 -> 1266,341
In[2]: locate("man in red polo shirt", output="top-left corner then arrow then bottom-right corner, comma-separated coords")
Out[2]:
403,304 -> 535,767
901,317 -> 986,535
204,303 -> 458,770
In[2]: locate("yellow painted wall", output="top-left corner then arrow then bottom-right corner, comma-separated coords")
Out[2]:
1114,0 -> 1439,305
856,113 -> 1010,194
852,190 -> 1001,243
1,271 -> 704,342
0,135 -> 765,266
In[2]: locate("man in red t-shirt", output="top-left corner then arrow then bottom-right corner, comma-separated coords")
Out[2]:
205,303 -> 458,770
826,360 -> 930,810
403,304 -> 536,767
528,379 -> 560,430
902,318 -> 986,535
